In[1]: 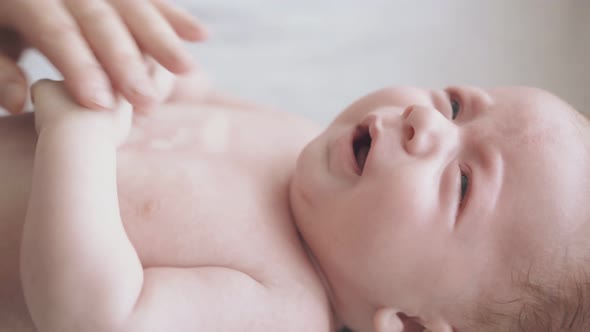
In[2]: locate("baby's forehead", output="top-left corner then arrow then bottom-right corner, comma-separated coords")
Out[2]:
485,86 -> 583,137
485,86 -> 575,115
495,119 -> 588,259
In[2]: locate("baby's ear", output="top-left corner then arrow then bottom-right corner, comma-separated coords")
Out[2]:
373,308 -> 453,332
424,320 -> 454,332
374,308 -> 404,332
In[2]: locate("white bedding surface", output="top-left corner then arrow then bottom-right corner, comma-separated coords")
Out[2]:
21,0 -> 590,124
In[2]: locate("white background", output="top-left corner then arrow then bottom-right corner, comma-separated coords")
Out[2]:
22,0 -> 590,125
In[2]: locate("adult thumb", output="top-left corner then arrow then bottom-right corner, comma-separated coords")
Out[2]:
0,53 -> 27,114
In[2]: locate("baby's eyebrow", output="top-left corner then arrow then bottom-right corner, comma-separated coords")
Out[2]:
430,89 -> 450,115
453,86 -> 493,118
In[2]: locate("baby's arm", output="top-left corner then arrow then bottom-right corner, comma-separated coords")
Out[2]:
20,80 -> 142,331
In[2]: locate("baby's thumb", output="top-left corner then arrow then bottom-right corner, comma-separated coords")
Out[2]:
31,79 -> 77,110
31,80 -> 56,104
0,54 -> 27,114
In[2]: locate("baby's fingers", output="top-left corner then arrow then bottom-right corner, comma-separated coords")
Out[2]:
31,79 -> 71,134
31,79 -> 78,111
0,54 -> 27,114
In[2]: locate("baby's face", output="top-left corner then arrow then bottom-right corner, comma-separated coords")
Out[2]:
290,86 -> 590,330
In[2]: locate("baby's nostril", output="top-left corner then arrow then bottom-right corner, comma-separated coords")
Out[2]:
402,106 -> 414,119
404,124 -> 415,140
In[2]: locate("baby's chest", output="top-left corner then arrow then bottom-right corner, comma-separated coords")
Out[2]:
115,111 -> 302,274
119,161 -> 290,268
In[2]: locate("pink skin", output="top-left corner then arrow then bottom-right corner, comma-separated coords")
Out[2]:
290,86 -> 590,331
0,1 -> 206,114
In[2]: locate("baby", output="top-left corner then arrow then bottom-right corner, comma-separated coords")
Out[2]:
0,64 -> 589,332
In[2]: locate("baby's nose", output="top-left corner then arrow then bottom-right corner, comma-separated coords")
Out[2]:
402,104 -> 458,158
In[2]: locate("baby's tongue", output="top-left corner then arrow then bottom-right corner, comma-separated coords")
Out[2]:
357,145 -> 369,171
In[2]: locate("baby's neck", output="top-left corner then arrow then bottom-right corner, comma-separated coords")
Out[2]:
287,178 -> 342,329
298,233 -> 344,330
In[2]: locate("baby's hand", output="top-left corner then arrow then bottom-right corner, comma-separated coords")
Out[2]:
32,80 -> 132,146
1,0 -> 206,112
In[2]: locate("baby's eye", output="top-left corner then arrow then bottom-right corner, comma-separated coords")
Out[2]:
459,170 -> 469,209
450,99 -> 461,120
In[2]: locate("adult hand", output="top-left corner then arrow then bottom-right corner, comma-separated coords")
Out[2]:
0,0 -> 206,112
0,28 -> 28,114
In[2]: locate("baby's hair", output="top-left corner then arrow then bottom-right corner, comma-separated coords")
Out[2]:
517,272 -> 590,331
470,264 -> 590,332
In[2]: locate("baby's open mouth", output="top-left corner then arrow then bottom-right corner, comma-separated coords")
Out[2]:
352,125 -> 372,174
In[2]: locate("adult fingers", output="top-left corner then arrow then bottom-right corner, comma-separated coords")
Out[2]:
0,28 -> 27,60
113,0 -> 193,74
152,1 -> 208,42
0,53 -> 27,114
65,0 -> 156,108
15,1 -> 115,110
145,57 -> 176,105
